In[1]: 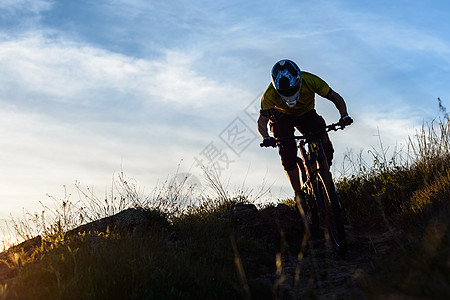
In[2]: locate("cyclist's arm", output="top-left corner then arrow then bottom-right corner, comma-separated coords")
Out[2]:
257,114 -> 270,138
326,89 -> 348,117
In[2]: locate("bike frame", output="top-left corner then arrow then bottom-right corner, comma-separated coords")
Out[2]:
295,123 -> 345,211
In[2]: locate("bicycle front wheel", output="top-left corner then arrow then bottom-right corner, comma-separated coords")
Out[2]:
317,170 -> 347,256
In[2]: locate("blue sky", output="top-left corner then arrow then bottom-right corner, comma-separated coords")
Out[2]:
0,0 -> 449,219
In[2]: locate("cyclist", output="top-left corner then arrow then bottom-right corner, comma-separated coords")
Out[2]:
258,59 -> 353,198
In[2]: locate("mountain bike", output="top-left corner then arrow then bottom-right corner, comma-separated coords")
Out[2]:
261,121 -> 348,257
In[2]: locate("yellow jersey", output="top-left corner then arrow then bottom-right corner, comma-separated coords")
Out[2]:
261,72 -> 331,117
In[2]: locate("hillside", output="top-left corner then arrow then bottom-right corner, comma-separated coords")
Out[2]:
0,201 -> 423,300
0,119 -> 449,299
0,179 -> 448,299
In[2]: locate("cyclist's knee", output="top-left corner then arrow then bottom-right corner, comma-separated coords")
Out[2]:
279,142 -> 297,171
281,160 -> 297,171
323,138 -> 334,166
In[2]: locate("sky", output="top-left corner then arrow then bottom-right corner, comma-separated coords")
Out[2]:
0,0 -> 449,221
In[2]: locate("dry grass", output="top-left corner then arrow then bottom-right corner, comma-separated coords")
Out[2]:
336,116 -> 450,299
0,167 -> 274,299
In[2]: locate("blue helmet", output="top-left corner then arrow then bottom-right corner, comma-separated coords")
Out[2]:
271,59 -> 302,108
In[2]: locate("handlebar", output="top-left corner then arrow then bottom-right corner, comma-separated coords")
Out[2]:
326,122 -> 346,132
260,121 -> 347,148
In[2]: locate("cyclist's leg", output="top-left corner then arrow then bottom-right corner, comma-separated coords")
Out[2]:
286,168 -> 301,194
270,115 -> 301,193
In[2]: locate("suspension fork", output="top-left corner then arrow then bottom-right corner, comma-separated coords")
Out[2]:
300,141 -> 327,215
313,139 -> 330,171
297,140 -> 311,187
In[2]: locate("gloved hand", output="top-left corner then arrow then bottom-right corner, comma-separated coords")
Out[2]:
339,115 -> 353,127
260,136 -> 277,147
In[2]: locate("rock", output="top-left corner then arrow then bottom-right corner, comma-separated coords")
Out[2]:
7,235 -> 42,254
67,207 -> 151,237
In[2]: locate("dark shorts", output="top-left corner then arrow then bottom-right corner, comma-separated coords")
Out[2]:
270,109 -> 334,171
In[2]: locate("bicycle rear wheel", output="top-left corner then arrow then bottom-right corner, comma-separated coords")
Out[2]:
317,170 -> 347,256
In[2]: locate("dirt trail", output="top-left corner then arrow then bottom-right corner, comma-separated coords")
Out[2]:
232,202 -> 404,299
271,225 -> 401,299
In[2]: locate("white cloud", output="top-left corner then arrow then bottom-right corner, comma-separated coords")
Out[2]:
0,34 -> 244,113
328,109 -> 423,177
0,0 -> 52,15
0,32 -> 257,217
355,24 -> 450,67
0,105 -> 180,217
319,2 -> 450,66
